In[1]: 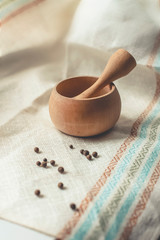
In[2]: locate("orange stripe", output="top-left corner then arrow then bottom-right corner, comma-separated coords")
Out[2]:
0,0 -> 45,25
56,73 -> 160,240
147,32 -> 160,68
56,38 -> 160,239
1,1 -> 160,238
119,119 -> 160,240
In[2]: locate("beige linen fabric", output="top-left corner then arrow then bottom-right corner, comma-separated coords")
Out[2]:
0,0 -> 160,239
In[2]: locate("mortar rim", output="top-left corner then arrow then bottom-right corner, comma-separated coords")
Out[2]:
55,76 -> 116,101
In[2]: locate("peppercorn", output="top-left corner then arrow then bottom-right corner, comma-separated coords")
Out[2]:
86,154 -> 92,160
50,160 -> 55,166
41,162 -> 47,168
58,182 -> 64,189
69,144 -> 73,149
92,152 -> 98,158
34,189 -> 40,196
43,158 -> 47,162
80,149 -> 84,154
84,150 -> 89,156
70,203 -> 76,210
36,161 -> 41,166
34,147 -> 39,153
58,166 -> 64,173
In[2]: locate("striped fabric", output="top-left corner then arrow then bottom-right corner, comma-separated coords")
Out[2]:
0,0 -> 44,24
57,39 -> 160,239
1,1 -> 160,240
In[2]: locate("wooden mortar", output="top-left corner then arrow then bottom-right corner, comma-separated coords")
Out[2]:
49,49 -> 136,137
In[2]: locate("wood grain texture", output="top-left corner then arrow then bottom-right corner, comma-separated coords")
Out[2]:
75,49 -> 136,99
49,76 -> 121,137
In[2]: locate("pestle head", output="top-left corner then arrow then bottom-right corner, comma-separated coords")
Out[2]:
74,49 -> 136,99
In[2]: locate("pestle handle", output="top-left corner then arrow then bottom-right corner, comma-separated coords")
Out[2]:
75,49 -> 136,99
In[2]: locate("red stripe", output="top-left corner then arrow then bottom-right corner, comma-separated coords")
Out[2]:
56,74 -> 160,240
56,41 -> 160,239
0,0 -> 45,25
147,32 -> 160,68
1,1 -> 160,238
119,125 -> 160,240
119,33 -> 160,238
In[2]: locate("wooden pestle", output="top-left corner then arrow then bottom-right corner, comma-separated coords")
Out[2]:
74,49 -> 136,99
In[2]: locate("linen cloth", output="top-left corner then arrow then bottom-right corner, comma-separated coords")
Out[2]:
0,0 -> 160,239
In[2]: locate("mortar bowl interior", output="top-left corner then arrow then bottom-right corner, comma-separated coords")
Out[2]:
56,76 -> 112,98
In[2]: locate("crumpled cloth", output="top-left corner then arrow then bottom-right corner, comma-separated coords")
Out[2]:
0,0 -> 160,239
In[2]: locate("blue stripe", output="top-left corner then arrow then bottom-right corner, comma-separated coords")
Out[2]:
154,49 -> 160,73
106,134 -> 160,240
0,0 -> 16,8
70,96 -> 160,240
0,0 -> 33,19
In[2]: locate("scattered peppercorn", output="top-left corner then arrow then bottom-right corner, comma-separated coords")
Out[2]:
86,154 -> 92,160
55,238 -> 61,240
34,147 -> 39,153
58,182 -> 64,189
50,160 -> 55,166
36,161 -> 41,166
92,152 -> 98,158
58,166 -> 64,173
70,203 -> 76,210
43,158 -> 47,162
80,149 -> 84,154
84,150 -> 89,156
41,162 -> 47,168
34,189 -> 40,196
69,144 -> 73,149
